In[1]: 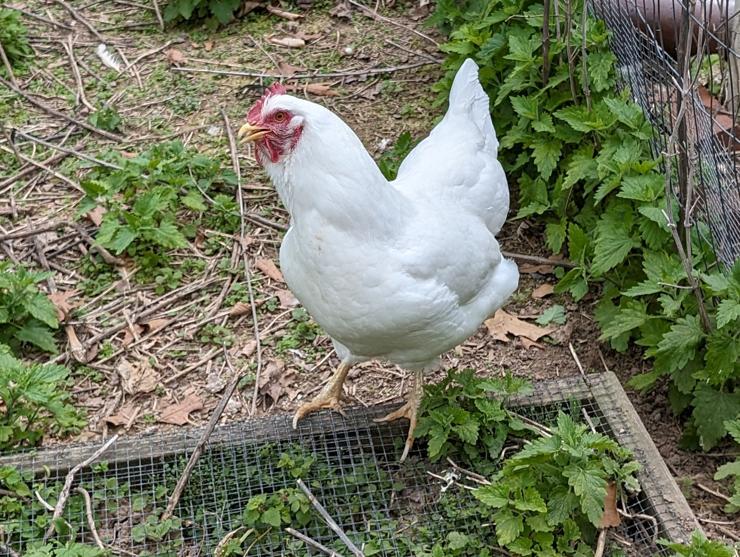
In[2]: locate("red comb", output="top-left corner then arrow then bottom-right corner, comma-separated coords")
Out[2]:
247,82 -> 287,123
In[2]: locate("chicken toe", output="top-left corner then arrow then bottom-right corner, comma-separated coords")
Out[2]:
292,361 -> 352,429
374,369 -> 424,462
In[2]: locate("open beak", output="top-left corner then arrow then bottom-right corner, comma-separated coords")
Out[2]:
238,123 -> 269,143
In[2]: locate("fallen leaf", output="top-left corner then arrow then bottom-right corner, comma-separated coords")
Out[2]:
203,40 -> 214,51
85,206 -> 107,227
241,339 -> 257,357
600,482 -> 621,528
117,358 -> 158,395
141,318 -> 171,334
304,83 -> 338,97
105,403 -> 139,427
278,61 -> 305,77
520,337 -> 545,350
121,324 -> 144,347
206,372 -> 226,394
520,263 -> 555,275
49,290 -> 78,321
276,289 -> 299,308
484,310 -> 555,343
165,48 -> 185,65
65,325 -> 88,363
255,258 -> 285,282
230,301 -> 252,316
158,394 -> 203,425
266,5 -> 303,19
268,36 -> 305,48
258,360 -> 296,403
532,283 -> 554,299
329,1 -> 352,18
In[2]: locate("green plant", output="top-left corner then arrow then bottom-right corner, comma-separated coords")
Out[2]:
163,0 -> 241,27
23,543 -> 109,557
432,0 -> 739,454
199,323 -> 234,347
0,262 -> 59,353
415,370 -> 532,465
88,106 -> 122,133
713,418 -> 740,513
377,131 -> 418,181
474,412 -> 640,556
274,308 -> 322,354
0,346 -> 85,451
0,8 -> 32,77
660,531 -> 737,557
79,141 -> 236,279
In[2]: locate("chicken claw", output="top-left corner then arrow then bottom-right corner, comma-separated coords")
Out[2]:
374,369 -> 424,462
292,361 -> 352,429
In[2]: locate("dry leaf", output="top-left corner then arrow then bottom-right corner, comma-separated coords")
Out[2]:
258,360 -> 295,403
520,337 -> 545,350
121,324 -> 143,347
520,263 -> 555,275
329,1 -> 352,18
532,283 -> 554,299
484,310 -> 555,343
117,358 -> 158,395
158,394 -> 203,425
203,40 -> 214,51
104,403 -> 139,428
65,325 -> 88,363
268,36 -> 305,48
165,48 -> 185,64
242,339 -> 257,357
278,61 -> 304,77
266,5 -> 303,19
142,318 -> 170,334
230,302 -> 252,317
86,206 -> 106,227
600,482 -> 621,528
304,83 -> 338,97
49,290 -> 78,321
255,258 -> 285,282
276,289 -> 299,308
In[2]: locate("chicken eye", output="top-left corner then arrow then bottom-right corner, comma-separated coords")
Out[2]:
274,111 -> 287,122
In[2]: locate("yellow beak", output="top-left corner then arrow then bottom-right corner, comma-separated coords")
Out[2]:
238,123 -> 269,143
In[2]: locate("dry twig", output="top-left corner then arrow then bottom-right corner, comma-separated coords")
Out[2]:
286,528 -> 345,557
296,479 -> 365,557
43,435 -> 118,541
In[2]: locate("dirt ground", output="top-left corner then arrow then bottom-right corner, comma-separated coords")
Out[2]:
1,0 -> 737,545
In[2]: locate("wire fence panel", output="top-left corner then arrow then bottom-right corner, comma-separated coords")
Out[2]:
591,0 -> 740,267
0,373 -> 698,557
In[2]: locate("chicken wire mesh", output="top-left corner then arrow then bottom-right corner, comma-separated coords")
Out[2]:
589,0 -> 740,267
0,372 -> 698,557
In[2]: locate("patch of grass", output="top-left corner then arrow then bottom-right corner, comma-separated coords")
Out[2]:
0,8 -> 32,76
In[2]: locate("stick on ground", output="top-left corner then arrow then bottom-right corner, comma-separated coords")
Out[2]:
285,528 -> 345,557
296,479 -> 365,557
43,434 -> 118,541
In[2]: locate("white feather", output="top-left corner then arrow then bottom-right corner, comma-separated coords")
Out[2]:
96,44 -> 122,72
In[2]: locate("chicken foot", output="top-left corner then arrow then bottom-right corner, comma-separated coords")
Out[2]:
292,361 -> 353,429
374,368 -> 424,462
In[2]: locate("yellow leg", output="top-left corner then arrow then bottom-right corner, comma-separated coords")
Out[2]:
292,361 -> 352,429
374,368 -> 424,462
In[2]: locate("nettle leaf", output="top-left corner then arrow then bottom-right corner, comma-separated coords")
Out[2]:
562,465 -> 606,526
511,95 -> 539,120
494,509 -> 524,545
587,51 -> 615,92
474,483 -> 510,508
591,206 -> 638,275
656,314 -> 704,371
24,293 -> 59,329
725,418 -> 740,444
554,101 -> 616,132
618,173 -> 663,202
703,330 -> 739,384
532,139 -> 562,181
15,320 -> 58,353
545,221 -> 566,253
562,145 -> 597,190
716,298 -> 740,328
692,387 -> 740,450
598,301 -> 648,340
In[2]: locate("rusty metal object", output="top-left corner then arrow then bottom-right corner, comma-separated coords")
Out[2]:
614,0 -> 734,54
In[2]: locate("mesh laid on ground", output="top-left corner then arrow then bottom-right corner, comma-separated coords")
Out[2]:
0,372 -> 698,556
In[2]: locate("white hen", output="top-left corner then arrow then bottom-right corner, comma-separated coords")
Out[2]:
239,59 -> 519,461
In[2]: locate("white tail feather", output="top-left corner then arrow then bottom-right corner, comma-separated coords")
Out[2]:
449,59 -> 498,153
96,44 -> 122,72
